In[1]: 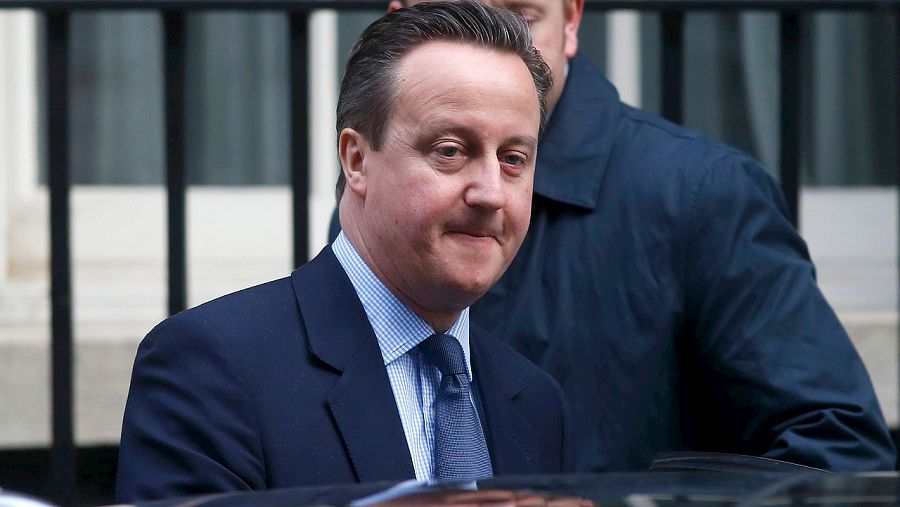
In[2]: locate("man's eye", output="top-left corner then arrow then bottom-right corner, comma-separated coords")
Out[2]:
502,153 -> 526,166
436,145 -> 462,158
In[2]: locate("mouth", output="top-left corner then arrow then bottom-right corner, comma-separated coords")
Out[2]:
445,229 -> 501,244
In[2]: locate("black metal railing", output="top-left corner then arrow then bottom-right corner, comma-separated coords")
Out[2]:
0,0 -> 898,503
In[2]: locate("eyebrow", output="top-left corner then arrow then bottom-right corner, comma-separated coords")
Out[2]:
505,135 -> 539,150
419,123 -> 539,150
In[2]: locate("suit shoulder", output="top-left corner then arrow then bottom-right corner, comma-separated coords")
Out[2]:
606,104 -> 779,219
141,276 -> 298,355
172,276 -> 293,324
616,104 -> 762,175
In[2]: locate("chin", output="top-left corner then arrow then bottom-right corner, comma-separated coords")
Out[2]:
435,258 -> 507,296
447,273 -> 499,301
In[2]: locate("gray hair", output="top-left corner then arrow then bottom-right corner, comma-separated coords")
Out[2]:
334,0 -> 552,200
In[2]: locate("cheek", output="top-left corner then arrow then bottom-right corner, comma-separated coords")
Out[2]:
366,185 -> 414,240
507,185 -> 534,235
377,190 -> 440,243
532,19 -> 563,52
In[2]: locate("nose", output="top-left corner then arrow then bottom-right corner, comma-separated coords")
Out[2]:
464,156 -> 507,211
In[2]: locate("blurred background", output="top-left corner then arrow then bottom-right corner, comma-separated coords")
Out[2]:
0,2 -> 897,505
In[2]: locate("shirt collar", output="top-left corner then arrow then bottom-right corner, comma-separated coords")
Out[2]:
535,54 -> 622,210
331,232 -> 473,378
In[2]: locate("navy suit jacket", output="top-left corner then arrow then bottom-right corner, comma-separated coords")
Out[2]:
117,247 -> 571,503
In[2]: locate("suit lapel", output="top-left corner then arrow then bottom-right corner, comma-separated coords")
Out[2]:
291,248 -> 416,483
471,325 -> 545,476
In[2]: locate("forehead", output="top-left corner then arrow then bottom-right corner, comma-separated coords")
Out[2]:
395,41 -> 536,108
389,41 -> 540,138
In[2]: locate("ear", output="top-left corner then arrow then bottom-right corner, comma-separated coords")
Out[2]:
563,0 -> 584,59
338,128 -> 369,199
387,0 -> 403,12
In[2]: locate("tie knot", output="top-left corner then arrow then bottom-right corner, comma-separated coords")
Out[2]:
419,333 -> 468,378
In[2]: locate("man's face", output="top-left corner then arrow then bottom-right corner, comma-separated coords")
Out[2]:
340,41 -> 539,328
391,0 -> 582,113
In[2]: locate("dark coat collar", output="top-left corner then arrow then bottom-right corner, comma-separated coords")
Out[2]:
535,55 -> 622,210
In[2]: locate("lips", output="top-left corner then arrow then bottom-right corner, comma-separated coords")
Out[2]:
445,226 -> 502,241
443,233 -> 504,257
454,231 -> 493,239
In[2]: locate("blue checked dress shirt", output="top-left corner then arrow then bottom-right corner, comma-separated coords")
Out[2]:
332,231 -> 477,481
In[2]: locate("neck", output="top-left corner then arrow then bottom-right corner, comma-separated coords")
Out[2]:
339,205 -> 463,332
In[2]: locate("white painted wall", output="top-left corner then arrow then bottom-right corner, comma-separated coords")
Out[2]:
606,10 -> 642,108
0,11 -> 39,284
309,10 -> 340,260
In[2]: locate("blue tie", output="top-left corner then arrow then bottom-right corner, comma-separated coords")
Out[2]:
419,333 -> 493,481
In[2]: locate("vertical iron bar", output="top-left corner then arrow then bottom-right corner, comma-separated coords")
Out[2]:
779,11 -> 801,226
895,6 -> 900,436
46,10 -> 76,505
660,10 -> 684,124
164,11 -> 187,315
290,11 -> 310,267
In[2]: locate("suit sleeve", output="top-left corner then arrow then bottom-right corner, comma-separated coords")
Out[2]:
681,153 -> 896,471
117,314 -> 266,502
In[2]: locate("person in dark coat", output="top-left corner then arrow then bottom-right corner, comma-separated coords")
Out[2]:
329,0 -> 897,472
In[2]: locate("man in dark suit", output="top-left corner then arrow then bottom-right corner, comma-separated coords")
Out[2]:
117,2 -> 569,502
328,0 -> 896,472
